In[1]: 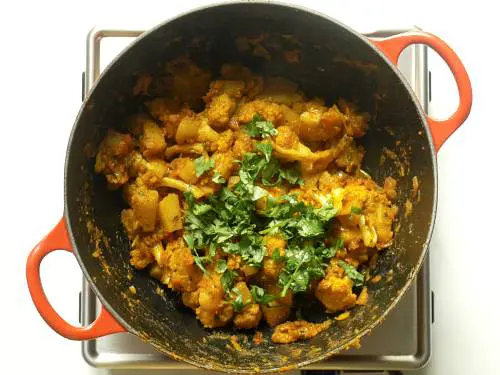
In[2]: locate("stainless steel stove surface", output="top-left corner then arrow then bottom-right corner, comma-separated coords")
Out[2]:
80,27 -> 432,372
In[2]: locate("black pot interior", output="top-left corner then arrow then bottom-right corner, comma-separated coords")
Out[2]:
65,3 -> 436,372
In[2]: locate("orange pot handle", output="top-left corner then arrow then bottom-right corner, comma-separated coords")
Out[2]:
26,218 -> 126,340
371,31 -> 472,152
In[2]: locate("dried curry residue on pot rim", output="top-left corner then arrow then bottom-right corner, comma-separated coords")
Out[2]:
94,58 -> 399,344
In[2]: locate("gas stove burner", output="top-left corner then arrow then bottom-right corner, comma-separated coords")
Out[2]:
80,27 -> 432,372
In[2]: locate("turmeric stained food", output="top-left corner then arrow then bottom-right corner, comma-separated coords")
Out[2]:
94,60 -> 398,344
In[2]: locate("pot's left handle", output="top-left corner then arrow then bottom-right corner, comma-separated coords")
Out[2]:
26,218 -> 126,340
370,31 -> 472,152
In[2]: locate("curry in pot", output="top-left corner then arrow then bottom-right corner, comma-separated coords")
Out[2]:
94,59 -> 398,344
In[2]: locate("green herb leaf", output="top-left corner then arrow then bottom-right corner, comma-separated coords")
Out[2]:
338,260 -> 364,287
315,201 -> 338,221
192,203 -> 212,215
215,259 -> 228,274
245,114 -> 278,138
279,165 -> 303,185
277,239 -> 340,297
212,172 -> 226,184
350,206 -> 362,214
297,217 -> 325,237
231,287 -> 248,313
255,142 -> 273,162
194,156 -> 215,177
331,238 -> 344,250
252,186 -> 268,201
183,146 -> 334,292
272,248 -> 285,261
220,270 -> 238,293
250,285 -> 279,305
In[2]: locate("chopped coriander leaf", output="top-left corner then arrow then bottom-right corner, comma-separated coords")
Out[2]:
350,206 -> 362,214
192,203 -> 212,215
250,285 -> 279,305
183,149 -> 337,284
245,114 -> 278,138
255,142 -> 273,162
296,217 -> 325,237
222,236 -> 266,266
331,238 -> 344,250
220,269 -> 238,293
278,241 -> 338,296
252,186 -> 268,201
278,166 -> 304,185
215,259 -> 228,273
194,156 -> 215,177
231,287 -> 248,312
212,172 -> 226,184
272,248 -> 285,261
261,194 -> 336,240
338,260 -> 364,287
314,201 -> 338,221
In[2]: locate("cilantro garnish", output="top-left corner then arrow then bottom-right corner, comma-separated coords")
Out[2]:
182,120 -> 350,301
194,156 -> 214,177
350,206 -> 362,214
250,285 -> 279,305
220,269 -> 238,293
338,260 -> 364,287
245,114 -> 278,138
278,242 -> 339,296
230,287 -> 248,312
215,259 -> 228,273
212,171 -> 226,184
255,142 -> 273,162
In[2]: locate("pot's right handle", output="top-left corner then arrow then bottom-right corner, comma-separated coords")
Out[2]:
371,31 -> 472,152
26,218 -> 126,340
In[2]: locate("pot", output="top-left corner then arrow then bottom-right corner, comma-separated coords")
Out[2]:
26,2 -> 472,373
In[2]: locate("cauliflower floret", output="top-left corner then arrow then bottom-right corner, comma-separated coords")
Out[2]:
235,100 -> 283,124
315,262 -> 357,313
232,131 -> 254,160
130,247 -> 154,270
260,235 -> 287,281
275,126 -> 300,149
333,135 -> 365,173
337,178 -> 398,249
204,80 -> 246,102
211,151 -> 236,181
121,209 -> 141,239
182,290 -> 200,310
207,93 -> 237,129
95,130 -> 134,189
196,272 -> 234,328
338,99 -> 369,138
162,238 -> 202,292
261,284 -> 292,327
232,282 -> 262,329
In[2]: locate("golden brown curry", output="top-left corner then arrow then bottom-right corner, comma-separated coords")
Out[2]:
94,59 -> 398,344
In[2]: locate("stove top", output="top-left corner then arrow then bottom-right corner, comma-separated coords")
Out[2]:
80,27 -> 432,373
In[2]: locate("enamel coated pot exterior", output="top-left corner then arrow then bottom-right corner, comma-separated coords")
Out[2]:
26,2 -> 472,373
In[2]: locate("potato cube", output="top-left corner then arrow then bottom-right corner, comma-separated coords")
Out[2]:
158,194 -> 183,233
131,189 -> 159,232
140,121 -> 166,157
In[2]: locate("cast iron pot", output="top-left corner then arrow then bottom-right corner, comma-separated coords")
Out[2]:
26,2 -> 472,373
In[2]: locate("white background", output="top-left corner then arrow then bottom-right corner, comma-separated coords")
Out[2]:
0,0 -> 497,374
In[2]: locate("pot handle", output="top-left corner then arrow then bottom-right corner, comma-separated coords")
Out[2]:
26,218 -> 126,340
371,31 -> 472,152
